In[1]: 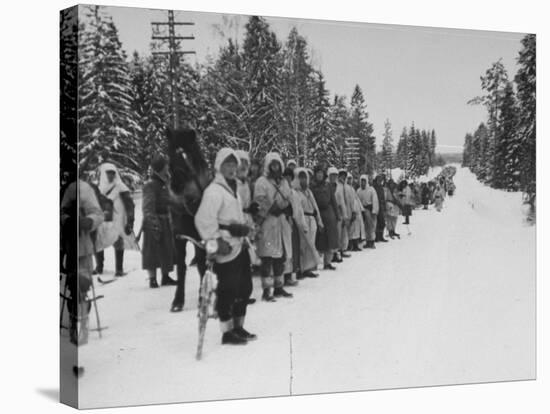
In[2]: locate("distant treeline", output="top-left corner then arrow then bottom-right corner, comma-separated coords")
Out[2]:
462,35 -> 536,194
437,153 -> 463,165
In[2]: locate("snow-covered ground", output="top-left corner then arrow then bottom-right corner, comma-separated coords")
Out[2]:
66,166 -> 535,409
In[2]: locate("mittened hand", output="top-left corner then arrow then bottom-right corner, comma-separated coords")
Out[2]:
269,205 -> 283,217
283,204 -> 293,217
79,217 -> 94,233
145,217 -> 160,232
226,223 -> 251,237
216,237 -> 232,256
125,223 -> 133,235
248,201 -> 260,216
365,205 -> 373,212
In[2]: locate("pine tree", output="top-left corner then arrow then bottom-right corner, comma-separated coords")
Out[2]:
129,52 -> 168,176
203,18 -> 284,163
279,27 -> 314,165
413,127 -> 425,177
430,130 -> 437,167
175,62 -> 202,131
329,95 -> 350,169
78,5 -> 141,182
496,82 -> 521,190
60,7 -> 78,185
420,130 -> 431,175
462,133 -> 473,168
348,85 -> 375,174
406,123 -> 418,178
395,127 -> 408,170
468,59 -> 509,186
241,16 -> 283,159
515,34 -> 536,194
308,72 -> 338,168
381,119 -> 394,175
472,123 -> 490,181
201,39 -> 249,162
466,44 -> 535,194
202,17 -> 284,162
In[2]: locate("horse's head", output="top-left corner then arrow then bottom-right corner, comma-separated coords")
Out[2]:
166,128 -> 211,215
166,128 -> 209,193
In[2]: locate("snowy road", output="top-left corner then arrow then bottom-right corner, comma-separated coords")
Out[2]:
72,167 -> 535,408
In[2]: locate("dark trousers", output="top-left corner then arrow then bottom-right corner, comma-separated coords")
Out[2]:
95,237 -> 124,273
403,205 -> 412,223
260,255 -> 286,289
375,213 -> 386,240
291,220 -> 301,272
213,249 -> 252,322
173,238 -> 207,306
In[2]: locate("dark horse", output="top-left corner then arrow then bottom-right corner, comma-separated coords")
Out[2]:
166,128 -> 212,312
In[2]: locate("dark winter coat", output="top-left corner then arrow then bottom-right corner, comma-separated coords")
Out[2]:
141,173 -> 175,273
374,183 -> 386,217
421,186 -> 431,205
310,179 -> 340,251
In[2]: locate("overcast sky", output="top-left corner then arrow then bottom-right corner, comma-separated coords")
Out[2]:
102,5 -> 526,154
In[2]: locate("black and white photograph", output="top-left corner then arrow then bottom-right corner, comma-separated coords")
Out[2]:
58,3 -> 536,409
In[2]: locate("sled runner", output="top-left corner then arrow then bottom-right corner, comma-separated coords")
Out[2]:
176,235 -> 220,360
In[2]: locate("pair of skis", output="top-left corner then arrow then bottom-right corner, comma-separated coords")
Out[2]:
196,267 -> 218,360
176,235 -> 218,360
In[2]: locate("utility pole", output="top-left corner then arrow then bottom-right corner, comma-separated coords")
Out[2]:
151,10 -> 196,129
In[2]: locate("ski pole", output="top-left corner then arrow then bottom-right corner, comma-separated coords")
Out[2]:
89,276 -> 105,339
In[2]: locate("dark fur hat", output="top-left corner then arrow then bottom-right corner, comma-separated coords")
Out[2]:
312,164 -> 327,181
283,167 -> 294,180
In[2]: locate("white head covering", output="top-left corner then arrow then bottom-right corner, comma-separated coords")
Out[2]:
292,167 -> 309,190
98,162 -> 129,195
327,166 -> 339,176
214,148 -> 240,172
360,174 -> 369,182
263,152 -> 284,176
235,149 -> 250,164
286,159 -> 297,168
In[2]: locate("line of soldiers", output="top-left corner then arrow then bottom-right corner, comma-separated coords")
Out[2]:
139,147 -> 449,346
65,148 -> 452,350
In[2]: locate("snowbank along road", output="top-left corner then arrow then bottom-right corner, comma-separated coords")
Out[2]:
68,166 -> 535,408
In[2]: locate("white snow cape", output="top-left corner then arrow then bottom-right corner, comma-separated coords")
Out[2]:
94,163 -> 139,252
